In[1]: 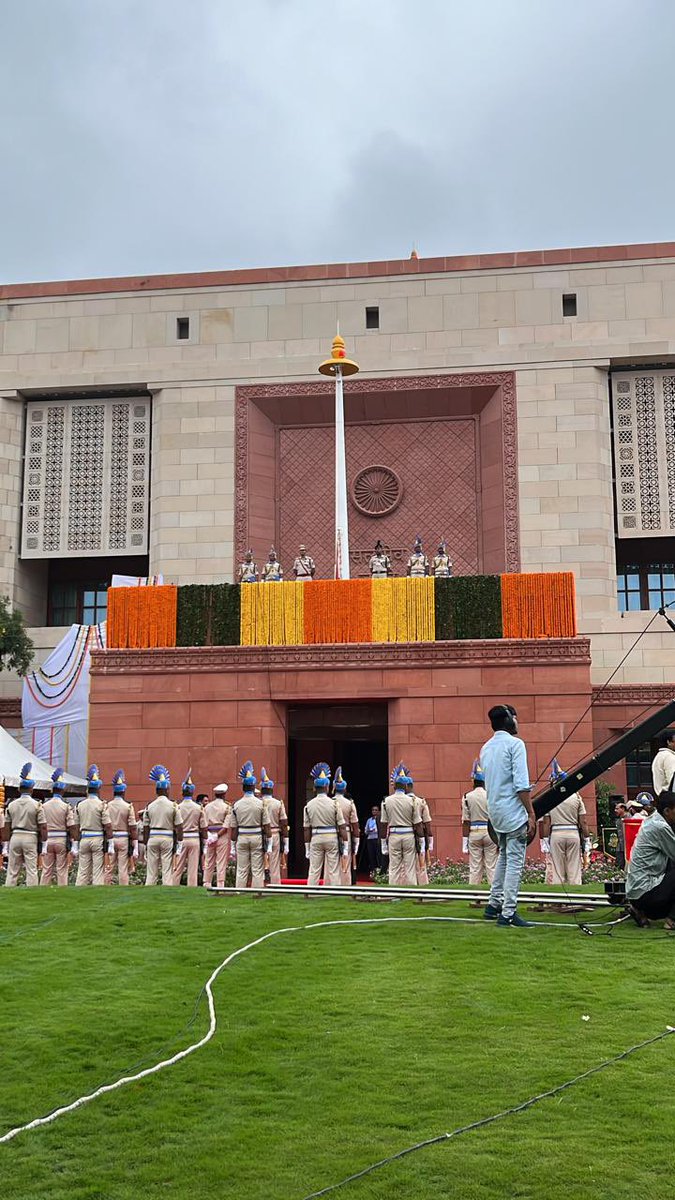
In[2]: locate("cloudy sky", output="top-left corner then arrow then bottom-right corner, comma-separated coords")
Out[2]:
1,0 -> 672,282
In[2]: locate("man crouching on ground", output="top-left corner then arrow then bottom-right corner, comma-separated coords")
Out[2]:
480,704 -> 536,928
626,791 -> 675,928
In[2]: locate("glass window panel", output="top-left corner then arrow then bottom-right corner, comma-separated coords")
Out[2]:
83,590 -> 95,605
626,764 -> 639,786
648,590 -> 662,609
663,590 -> 675,606
617,593 -> 627,613
627,593 -> 642,611
96,590 -> 107,603
664,574 -> 675,588
647,573 -> 661,587
82,608 -> 95,624
627,574 -> 640,587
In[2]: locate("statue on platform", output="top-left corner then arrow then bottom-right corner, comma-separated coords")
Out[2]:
293,544 -> 316,580
432,540 -> 453,578
407,536 -> 429,578
260,547 -> 283,582
369,540 -> 392,579
238,549 -> 258,584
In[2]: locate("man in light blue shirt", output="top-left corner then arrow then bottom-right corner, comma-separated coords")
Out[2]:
479,704 -> 535,927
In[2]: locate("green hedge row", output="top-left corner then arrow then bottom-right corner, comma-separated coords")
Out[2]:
176,584 -> 240,647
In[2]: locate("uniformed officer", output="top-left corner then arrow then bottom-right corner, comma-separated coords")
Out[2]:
407,775 -> 432,885
381,763 -> 423,886
174,771 -> 206,886
3,763 -> 47,887
104,769 -> 137,886
202,782 -> 232,888
304,763 -> 347,886
144,765 -> 182,885
40,768 -> 77,887
230,761 -> 271,889
540,759 -> 590,886
652,731 -> 675,796
334,767 -> 360,886
260,767 -> 288,884
461,761 -> 498,884
75,765 -> 112,887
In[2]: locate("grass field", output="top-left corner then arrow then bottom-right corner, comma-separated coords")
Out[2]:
1,887 -> 674,1200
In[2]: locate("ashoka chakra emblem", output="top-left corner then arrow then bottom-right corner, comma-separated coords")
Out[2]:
352,465 -> 403,516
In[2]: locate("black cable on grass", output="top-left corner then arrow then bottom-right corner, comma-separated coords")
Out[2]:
301,1027 -> 675,1200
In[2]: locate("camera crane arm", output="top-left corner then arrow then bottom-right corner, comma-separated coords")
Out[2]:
531,697 -> 675,820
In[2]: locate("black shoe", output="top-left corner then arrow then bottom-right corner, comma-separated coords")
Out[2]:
484,904 -> 502,920
497,912 -> 533,928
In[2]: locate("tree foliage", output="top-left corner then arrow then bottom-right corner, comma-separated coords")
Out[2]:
0,594 -> 34,676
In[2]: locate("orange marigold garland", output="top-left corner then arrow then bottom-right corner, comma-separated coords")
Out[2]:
501,572 -> 577,639
106,586 -> 177,649
303,579 -> 373,644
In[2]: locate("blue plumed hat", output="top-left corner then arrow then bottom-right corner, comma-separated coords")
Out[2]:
334,766 -> 347,793
239,760 -> 257,789
20,762 -> 35,791
471,758 -> 485,784
549,758 -> 567,783
310,762 -> 331,789
149,764 -> 170,792
391,762 -> 411,788
260,767 -> 274,792
182,770 -> 195,797
112,769 -> 126,795
87,764 -> 102,792
51,767 -> 66,793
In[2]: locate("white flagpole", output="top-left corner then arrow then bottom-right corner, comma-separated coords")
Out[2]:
334,364 -> 350,579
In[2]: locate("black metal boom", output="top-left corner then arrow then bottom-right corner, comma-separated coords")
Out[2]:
532,697 -> 675,819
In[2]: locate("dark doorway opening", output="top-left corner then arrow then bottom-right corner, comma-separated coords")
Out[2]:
287,703 -> 388,877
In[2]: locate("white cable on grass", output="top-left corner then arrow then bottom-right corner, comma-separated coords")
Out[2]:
0,913 -> 618,1146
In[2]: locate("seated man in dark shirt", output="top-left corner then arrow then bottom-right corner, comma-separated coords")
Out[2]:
626,792 -> 675,928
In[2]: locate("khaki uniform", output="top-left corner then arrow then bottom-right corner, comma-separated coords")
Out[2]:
231,794 -> 268,888
264,795 -> 287,884
40,796 -> 77,886
144,796 -> 182,885
549,794 -> 586,885
5,795 -> 44,887
76,794 -> 110,887
202,797 -> 231,888
104,796 -> 137,886
336,795 -> 359,886
414,795 -> 432,886
381,792 -> 420,886
652,747 -> 675,796
462,786 -> 498,884
304,794 -> 344,886
174,798 -> 207,886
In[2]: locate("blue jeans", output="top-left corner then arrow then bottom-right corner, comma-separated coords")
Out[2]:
488,824 -> 528,918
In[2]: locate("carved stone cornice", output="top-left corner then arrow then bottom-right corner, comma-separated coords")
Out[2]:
92,636 -> 590,676
592,684 -> 675,707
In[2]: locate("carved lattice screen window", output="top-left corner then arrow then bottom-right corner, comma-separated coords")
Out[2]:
612,371 -> 675,539
21,397 -> 151,558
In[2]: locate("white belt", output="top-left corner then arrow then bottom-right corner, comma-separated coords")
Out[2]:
551,824 -> 578,831
47,831 -> 68,838
470,822 -> 488,828
149,829 -> 173,837
313,826 -> 337,834
113,830 -> 129,837
390,826 -> 413,833
182,831 -> 201,839
80,831 -> 103,838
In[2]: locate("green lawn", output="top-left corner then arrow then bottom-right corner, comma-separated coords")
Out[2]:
0,888 -> 673,1200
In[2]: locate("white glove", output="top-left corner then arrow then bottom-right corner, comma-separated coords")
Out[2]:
132,843 -> 139,859
541,838 -> 551,854
353,838 -> 360,855
229,842 -> 237,860
107,840 -> 114,855
1,842 -> 8,856
583,837 -> 592,854
71,842 -> 79,857
305,843 -> 311,860
283,838 -> 289,855
428,837 -> 434,852
41,841 -> 48,854
462,836 -> 469,854
418,837 -> 426,854
206,831 -> 218,845
340,840 -> 349,857
380,839 -> 388,855
265,839 -> 274,855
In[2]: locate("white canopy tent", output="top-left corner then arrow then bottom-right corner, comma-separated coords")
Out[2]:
0,725 -> 87,792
